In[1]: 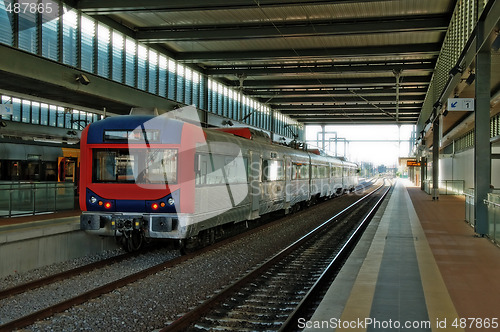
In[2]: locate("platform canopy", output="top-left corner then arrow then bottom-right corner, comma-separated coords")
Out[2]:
70,0 -> 457,125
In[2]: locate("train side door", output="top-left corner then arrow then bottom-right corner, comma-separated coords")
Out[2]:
284,156 -> 291,205
248,151 -> 260,219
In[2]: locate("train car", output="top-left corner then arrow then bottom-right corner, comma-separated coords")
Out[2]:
0,141 -> 79,185
80,115 -> 358,250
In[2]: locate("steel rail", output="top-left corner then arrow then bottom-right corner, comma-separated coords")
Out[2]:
279,179 -> 392,331
161,181 -> 388,332
0,250 -> 147,301
0,181 -> 379,332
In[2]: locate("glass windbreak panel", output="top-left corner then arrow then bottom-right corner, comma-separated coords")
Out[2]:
62,10 -> 77,67
18,10 -> 37,54
42,12 -> 59,61
103,130 -> 160,142
0,1 -> 14,46
97,24 -> 110,77
112,32 -> 124,82
93,148 -> 177,184
80,16 -> 95,72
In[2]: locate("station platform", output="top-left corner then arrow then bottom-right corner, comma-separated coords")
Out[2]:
0,209 -> 119,279
304,179 -> 500,331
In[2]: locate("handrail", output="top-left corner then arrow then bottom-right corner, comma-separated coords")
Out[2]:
0,182 -> 75,218
484,199 -> 500,208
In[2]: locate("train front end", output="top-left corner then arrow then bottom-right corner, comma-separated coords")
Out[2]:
79,115 -> 203,250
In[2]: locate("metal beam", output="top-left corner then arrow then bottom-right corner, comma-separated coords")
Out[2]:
240,76 -> 431,88
276,104 -> 423,111
260,95 -> 424,103
293,114 -> 418,119
78,0 -> 402,14
296,118 -> 417,124
137,16 -> 448,42
177,44 -> 442,62
282,111 -> 421,116
247,88 -> 428,98
206,61 -> 435,76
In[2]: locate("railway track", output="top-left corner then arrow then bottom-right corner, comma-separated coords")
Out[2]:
0,180 -> 382,331
0,247 -> 182,332
162,180 -> 391,331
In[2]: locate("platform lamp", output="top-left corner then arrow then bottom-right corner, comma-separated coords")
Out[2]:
449,65 -> 463,77
465,72 -> 476,85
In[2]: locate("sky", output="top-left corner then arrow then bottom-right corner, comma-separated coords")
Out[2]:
305,125 -> 416,167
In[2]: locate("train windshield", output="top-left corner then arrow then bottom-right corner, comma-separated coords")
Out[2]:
92,148 -> 177,184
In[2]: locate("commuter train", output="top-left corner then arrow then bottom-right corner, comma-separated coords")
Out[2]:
0,142 -> 79,184
79,114 -> 358,251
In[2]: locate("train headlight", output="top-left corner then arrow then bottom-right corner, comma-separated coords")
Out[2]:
151,203 -> 159,210
104,202 -> 112,209
90,196 -> 97,204
167,198 -> 175,206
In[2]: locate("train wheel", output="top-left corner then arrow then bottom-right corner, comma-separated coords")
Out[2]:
177,239 -> 187,255
124,230 -> 143,252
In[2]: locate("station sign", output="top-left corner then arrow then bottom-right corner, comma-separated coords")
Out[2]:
407,160 -> 421,167
447,98 -> 475,111
0,104 -> 13,115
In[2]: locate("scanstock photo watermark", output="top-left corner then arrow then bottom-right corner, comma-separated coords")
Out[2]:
297,317 -> 499,329
3,0 -> 66,30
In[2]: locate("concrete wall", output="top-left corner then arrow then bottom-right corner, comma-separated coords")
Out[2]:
0,218 -> 120,278
439,141 -> 500,190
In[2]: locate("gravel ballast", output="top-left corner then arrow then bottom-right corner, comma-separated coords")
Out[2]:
3,191 -> 368,331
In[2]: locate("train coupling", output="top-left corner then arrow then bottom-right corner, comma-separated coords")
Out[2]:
80,213 -> 145,231
111,217 -> 144,231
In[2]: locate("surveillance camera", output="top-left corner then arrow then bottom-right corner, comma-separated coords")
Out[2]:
76,74 -> 91,85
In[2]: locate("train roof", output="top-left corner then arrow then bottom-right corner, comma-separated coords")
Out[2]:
86,115 -> 357,167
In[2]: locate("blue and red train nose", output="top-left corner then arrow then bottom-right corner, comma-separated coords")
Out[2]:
145,193 -> 177,213
86,188 -> 179,213
86,189 -> 116,211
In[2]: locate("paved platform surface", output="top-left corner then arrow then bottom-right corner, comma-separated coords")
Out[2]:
304,179 -> 500,331
0,209 -> 81,227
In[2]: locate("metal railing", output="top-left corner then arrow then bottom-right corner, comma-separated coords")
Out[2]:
423,180 -> 465,195
464,188 -> 475,226
484,193 -> 500,245
0,182 -> 75,218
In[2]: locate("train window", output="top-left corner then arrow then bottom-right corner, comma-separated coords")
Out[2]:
144,149 -> 178,184
262,160 -> 284,182
103,130 -> 160,142
93,148 -> 177,184
292,163 -> 309,180
318,166 -> 327,178
311,165 -> 316,179
195,153 -> 247,186
291,164 -> 298,180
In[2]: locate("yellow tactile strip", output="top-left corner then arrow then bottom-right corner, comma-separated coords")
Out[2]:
404,181 -> 463,332
338,180 -> 462,331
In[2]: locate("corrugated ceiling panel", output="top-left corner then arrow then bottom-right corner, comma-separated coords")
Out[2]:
109,0 -> 453,28
169,31 -> 444,53
199,54 -> 439,67
113,0 -> 452,27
